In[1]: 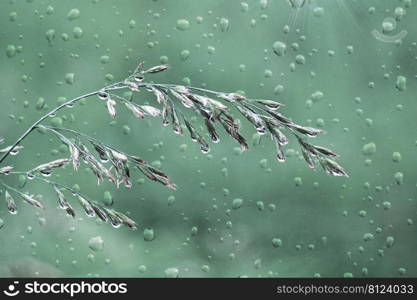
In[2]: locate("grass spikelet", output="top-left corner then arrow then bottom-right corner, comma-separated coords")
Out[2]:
5,190 -> 17,214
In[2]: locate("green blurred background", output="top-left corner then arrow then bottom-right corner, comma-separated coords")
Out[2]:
0,0 -> 416,277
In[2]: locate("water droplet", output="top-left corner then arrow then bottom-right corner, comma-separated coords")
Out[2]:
100,55 -> 110,64
61,33 -> 69,41
45,29 -> 55,45
394,172 -> 403,185
395,75 -> 407,91
362,142 -> 376,155
232,198 -> 243,209
254,258 -> 262,269
167,195 -> 176,206
201,265 -> 210,273
143,228 -> 155,241
294,177 -> 303,187
138,265 -> 147,273
164,267 -> 179,278
129,20 -> 136,28
207,46 -> 216,55
65,73 -> 75,85
35,97 -> 45,110
38,218 -> 46,226
295,54 -> 306,65
363,233 -> 374,242
385,236 -> 395,248
311,91 -> 324,101
87,254 -> 95,262
46,6 -> 54,15
241,2 -> 249,12
260,0 -> 268,9
392,152 -> 402,162
176,19 -> 190,31
73,26 -> 84,39
6,45 -> 16,58
103,191 -> 113,206
191,226 -> 198,236
272,41 -> 286,56
67,8 -> 80,21
9,12 -> 17,22
313,7 -> 325,17
50,117 -> 63,128
122,125 -> 131,135
180,49 -> 190,61
220,18 -> 230,32
398,268 -> 407,275
272,238 -> 282,248
88,236 -> 104,252
97,91 -> 109,100
160,55 -> 168,64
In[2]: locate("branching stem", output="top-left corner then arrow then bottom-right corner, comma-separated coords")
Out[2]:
0,82 -> 126,165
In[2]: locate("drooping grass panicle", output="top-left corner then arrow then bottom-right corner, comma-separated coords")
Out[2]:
0,61 -> 347,230
4,190 -> 17,215
0,180 -> 44,214
47,176 -> 137,230
42,125 -> 176,190
0,145 -> 24,155
0,166 -> 14,175
6,173 -> 138,230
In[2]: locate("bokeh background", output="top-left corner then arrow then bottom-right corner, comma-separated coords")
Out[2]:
0,0 -> 416,277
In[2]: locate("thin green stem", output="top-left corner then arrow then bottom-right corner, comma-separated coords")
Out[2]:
0,179 -> 25,195
42,125 -> 119,152
108,93 -> 132,105
0,91 -> 95,164
0,82 -> 128,165
26,174 -> 79,196
148,83 -> 221,96
6,172 -> 100,207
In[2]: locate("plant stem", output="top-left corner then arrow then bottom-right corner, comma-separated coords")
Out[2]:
0,179 -> 24,195
0,91 -> 94,164
0,82 -> 126,165
5,172 -> 101,207
13,172 -> 79,196
148,83 -> 221,95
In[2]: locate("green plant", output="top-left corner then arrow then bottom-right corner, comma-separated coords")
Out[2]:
0,62 -> 347,230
